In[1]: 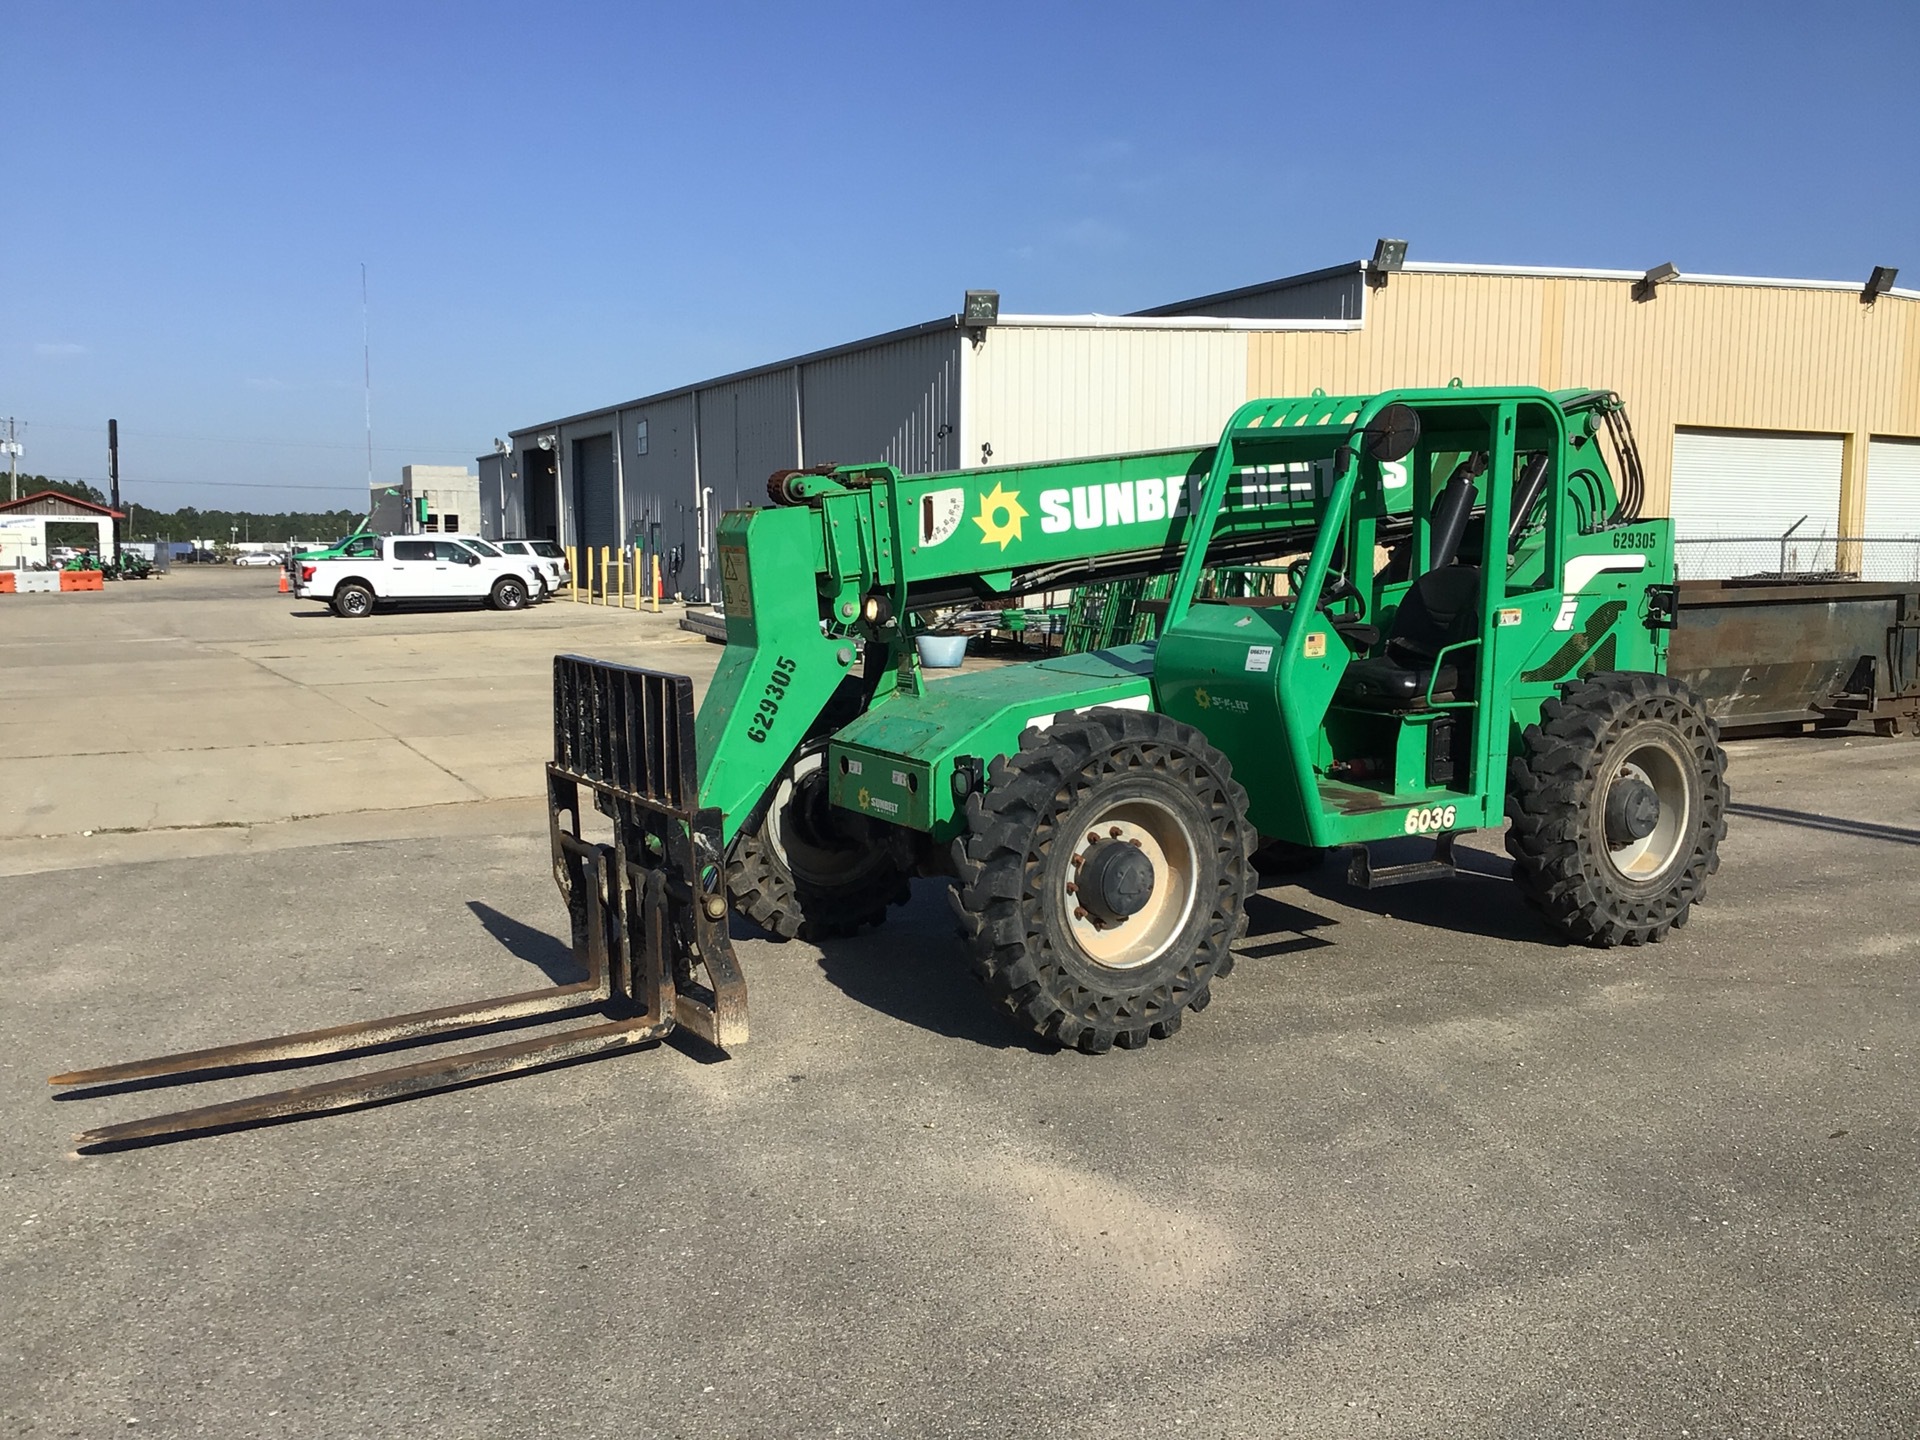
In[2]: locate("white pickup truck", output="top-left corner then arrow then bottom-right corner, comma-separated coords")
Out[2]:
294,535 -> 546,618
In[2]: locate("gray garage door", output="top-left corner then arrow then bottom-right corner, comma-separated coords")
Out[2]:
1670,427 -> 1844,579
571,433 -> 620,551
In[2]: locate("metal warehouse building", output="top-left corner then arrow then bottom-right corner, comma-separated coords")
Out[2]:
485,254 -> 1920,597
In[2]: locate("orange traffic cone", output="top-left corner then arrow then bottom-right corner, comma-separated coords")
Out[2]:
278,570 -> 289,594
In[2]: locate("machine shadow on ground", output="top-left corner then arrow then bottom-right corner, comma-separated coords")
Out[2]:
466,900 -> 587,984
806,884 -> 1030,1050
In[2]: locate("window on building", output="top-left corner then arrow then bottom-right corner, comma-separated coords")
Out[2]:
635,419 -> 649,456
423,514 -> 439,532
442,514 -> 460,534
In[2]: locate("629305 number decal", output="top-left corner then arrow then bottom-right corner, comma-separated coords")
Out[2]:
1404,804 -> 1458,835
746,655 -> 798,744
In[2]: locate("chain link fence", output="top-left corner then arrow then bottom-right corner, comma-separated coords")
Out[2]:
1675,535 -> 1920,583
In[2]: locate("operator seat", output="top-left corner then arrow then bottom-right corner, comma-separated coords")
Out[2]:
1336,458 -> 1484,709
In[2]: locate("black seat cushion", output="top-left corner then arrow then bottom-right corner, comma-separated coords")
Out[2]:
1336,566 -> 1481,709
1339,655 -> 1460,705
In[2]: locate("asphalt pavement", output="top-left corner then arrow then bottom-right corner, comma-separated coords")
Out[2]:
3,572 -> 1917,1438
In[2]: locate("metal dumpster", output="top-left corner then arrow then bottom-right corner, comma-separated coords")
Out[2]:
1670,579 -> 1920,737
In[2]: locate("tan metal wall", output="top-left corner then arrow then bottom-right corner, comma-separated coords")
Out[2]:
970,326 -> 1248,467
1244,272 -> 1920,522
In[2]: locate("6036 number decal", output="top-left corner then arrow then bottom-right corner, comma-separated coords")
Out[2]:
1404,804 -> 1458,835
746,655 -> 798,744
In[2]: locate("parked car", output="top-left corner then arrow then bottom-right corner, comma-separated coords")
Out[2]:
494,538 -> 570,597
293,535 -> 540,617
233,551 -> 285,567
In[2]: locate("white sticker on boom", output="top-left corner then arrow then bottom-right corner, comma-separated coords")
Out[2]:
1245,645 -> 1274,673
919,488 -> 966,548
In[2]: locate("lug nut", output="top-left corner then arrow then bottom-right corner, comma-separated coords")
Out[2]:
1073,906 -> 1088,920
1108,826 -> 1122,838
1070,853 -> 1084,867
1065,882 -> 1078,895
1087,832 -> 1101,846
1128,838 -> 1142,847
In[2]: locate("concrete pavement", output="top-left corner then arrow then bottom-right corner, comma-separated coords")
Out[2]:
3,573 -> 1918,1437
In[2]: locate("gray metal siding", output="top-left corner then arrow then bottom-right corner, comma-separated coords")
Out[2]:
801,331 -> 961,476
697,368 -> 801,512
1142,269 -> 1366,320
619,394 -> 699,598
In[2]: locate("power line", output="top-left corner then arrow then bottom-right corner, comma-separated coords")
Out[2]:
17,420 -> 475,456
31,472 -> 370,494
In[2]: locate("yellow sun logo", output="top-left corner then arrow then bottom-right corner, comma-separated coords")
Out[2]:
972,482 -> 1027,550
1194,687 -> 1211,709
857,786 -> 871,811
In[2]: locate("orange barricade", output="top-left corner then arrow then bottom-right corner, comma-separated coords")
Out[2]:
60,570 -> 105,592
0,573 -> 14,593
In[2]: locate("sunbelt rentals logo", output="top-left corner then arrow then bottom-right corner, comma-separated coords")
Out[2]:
974,482 -> 1027,549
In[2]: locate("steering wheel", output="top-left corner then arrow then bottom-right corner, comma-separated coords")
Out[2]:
1286,556 -> 1357,611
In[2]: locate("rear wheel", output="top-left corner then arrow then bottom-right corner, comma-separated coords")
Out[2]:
490,576 -> 528,611
727,743 -> 915,940
952,708 -> 1253,1053
333,582 -> 375,619
1506,672 -> 1728,946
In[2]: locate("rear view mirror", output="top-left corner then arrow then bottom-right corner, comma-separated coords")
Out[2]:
1363,403 -> 1421,463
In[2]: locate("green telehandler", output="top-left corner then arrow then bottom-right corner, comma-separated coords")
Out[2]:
56,385 -> 1727,1145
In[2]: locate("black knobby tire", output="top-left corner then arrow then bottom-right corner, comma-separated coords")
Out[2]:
1506,671 -> 1728,946
491,577 -> 528,611
334,582 -> 375,619
950,707 -> 1254,1053
726,743 -> 915,941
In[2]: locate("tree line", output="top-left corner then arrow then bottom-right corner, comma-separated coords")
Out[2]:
14,475 -> 362,545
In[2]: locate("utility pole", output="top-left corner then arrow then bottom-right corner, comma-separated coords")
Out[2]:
4,418 -> 18,502
108,418 -> 122,558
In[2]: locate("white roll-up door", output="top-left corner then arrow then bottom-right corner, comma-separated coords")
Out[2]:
1862,437 -> 1920,581
1670,428 -> 1844,578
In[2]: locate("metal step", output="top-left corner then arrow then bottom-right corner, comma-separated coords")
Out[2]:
1344,831 -> 1460,888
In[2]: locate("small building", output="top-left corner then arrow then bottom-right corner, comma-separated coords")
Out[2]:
0,491 -> 125,568
496,254 -> 1920,596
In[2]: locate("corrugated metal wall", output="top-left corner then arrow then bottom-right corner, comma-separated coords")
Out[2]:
802,330 -> 961,475
967,327 -> 1248,466
1244,273 -> 1920,524
695,368 -> 800,511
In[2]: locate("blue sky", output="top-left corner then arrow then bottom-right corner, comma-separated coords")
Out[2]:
5,0 -> 1916,511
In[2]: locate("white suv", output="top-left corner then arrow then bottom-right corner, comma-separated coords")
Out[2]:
444,535 -> 552,601
495,538 -> 570,598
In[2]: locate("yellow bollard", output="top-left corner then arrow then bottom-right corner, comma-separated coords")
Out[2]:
615,549 -> 626,610
567,546 -> 578,601
598,547 -> 609,605
650,554 -> 662,613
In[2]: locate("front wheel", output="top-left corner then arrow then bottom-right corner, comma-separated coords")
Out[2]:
951,707 -> 1253,1053
726,742 -> 915,940
1506,671 -> 1728,946
490,576 -> 528,611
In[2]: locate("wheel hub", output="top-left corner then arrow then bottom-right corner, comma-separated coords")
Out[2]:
1606,774 -> 1661,845
1078,839 -> 1155,922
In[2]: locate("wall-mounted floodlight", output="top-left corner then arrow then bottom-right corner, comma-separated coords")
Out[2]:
536,434 -> 556,452
1365,237 -> 1408,289
1863,265 -> 1899,304
963,289 -> 1001,326
1632,261 -> 1680,303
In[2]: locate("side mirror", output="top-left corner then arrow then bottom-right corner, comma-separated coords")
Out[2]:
1363,403 -> 1421,463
